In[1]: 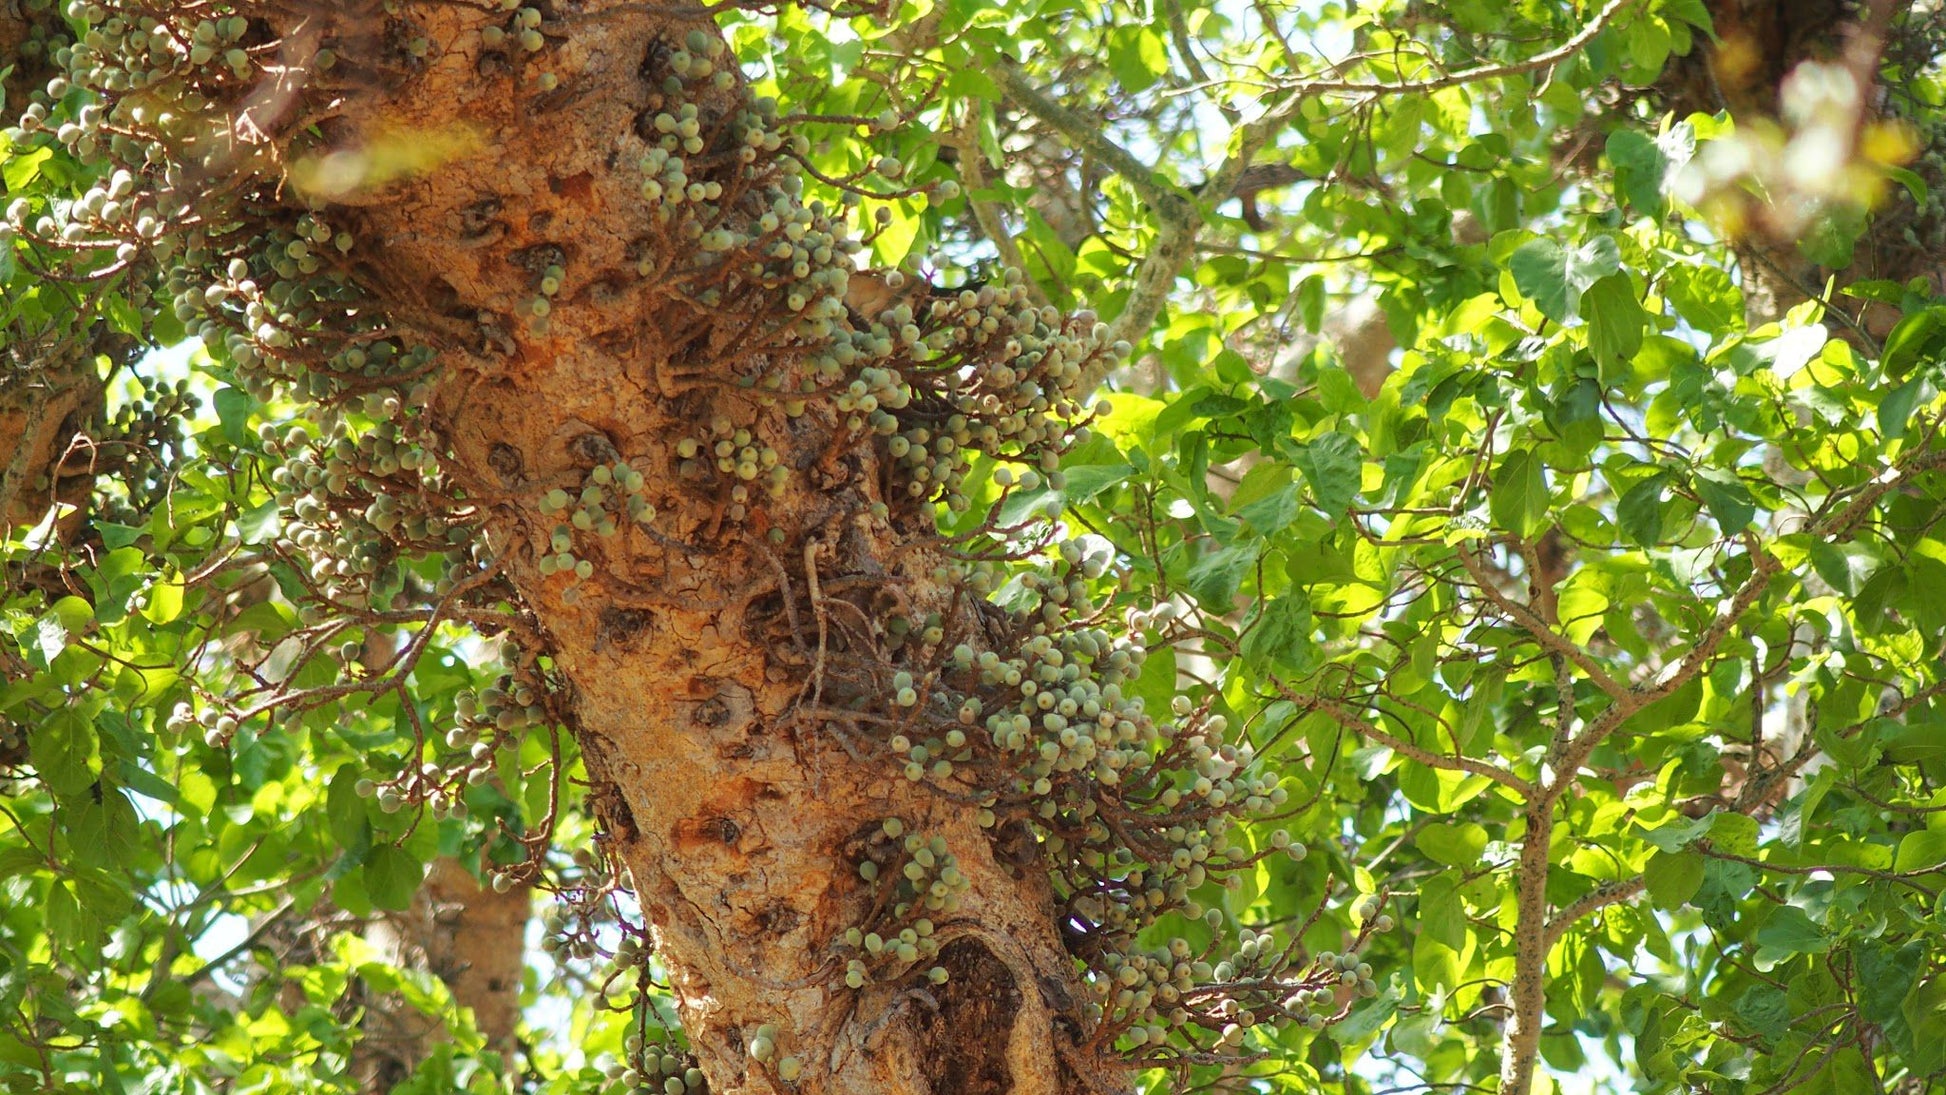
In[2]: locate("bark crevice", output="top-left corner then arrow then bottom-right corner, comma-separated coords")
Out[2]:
913,938 -> 1024,1095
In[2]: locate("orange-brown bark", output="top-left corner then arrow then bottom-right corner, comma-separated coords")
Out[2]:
262,4 -> 1105,1091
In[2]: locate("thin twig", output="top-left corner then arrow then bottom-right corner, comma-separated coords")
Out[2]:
1283,687 -> 1535,797
1542,877 -> 1645,946
802,537 -> 829,713
1456,544 -> 1628,702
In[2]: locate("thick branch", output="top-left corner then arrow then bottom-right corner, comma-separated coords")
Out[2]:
990,61 -> 1182,212
1163,0 -> 1235,122
1497,801 -> 1555,1095
951,119 -> 1050,310
0,381 -> 55,526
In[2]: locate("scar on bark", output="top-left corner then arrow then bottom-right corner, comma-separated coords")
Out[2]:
596,605 -> 653,649
487,440 -> 523,483
672,777 -> 760,856
568,428 -> 621,466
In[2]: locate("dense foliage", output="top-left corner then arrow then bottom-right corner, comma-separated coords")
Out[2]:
3,0 -> 1945,1093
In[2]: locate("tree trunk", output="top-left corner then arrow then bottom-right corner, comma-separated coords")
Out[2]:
358,860 -> 531,1088
216,3 -> 1121,1091
52,0 -> 1330,1087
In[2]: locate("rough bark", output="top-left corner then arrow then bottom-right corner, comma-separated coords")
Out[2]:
34,0 -> 1340,1087
235,5 -> 1107,1092
0,348 -> 104,535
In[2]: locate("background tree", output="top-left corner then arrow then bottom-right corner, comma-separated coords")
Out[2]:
3,1 -> 1945,1094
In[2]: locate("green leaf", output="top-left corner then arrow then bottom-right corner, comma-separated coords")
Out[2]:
52,598 -> 101,641
1617,471 -> 1668,547
1840,278 -> 1909,305
1415,822 -> 1488,868
1883,164 -> 1928,204
1736,984 -> 1790,1039
1808,540 -> 1879,596
1490,447 -> 1548,536
1296,274 -> 1325,333
1624,15 -> 1673,72
1606,129 -> 1668,214
995,486 -> 1057,529
142,573 -> 186,625
1297,432 -> 1363,515
1708,812 -> 1759,857
1662,262 -> 1740,333
363,844 -> 425,912
2,145 -> 51,191
1879,376 -> 1932,440
1893,829 -> 1946,872
1235,481 -> 1301,538
1692,469 -> 1754,532
1411,876 -> 1471,991
34,613 -> 69,665
1639,812 -> 1714,852
1329,977 -> 1401,1043
1059,462 -> 1134,505
1798,205 -> 1864,268
1765,323 -> 1827,380
213,387 -> 253,446
1905,975 -> 1946,1073
236,499 -> 281,544
0,848 -> 42,881
869,197 -> 923,266
116,759 -> 183,808
1107,25 -> 1168,94
1583,274 -> 1646,371
1239,593 -> 1313,673
1151,386 -> 1241,438
1183,544 -> 1254,610
1397,765 -> 1488,813
1857,942 -> 1923,1037
102,292 -> 143,337
1882,305 -> 1946,378
1753,905 -> 1829,955
30,709 -> 98,797
1643,849 -> 1704,910
327,766 -> 371,849
45,878 -> 95,951
1508,235 -> 1621,323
